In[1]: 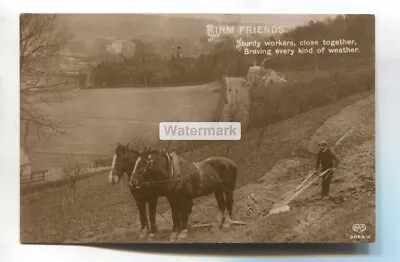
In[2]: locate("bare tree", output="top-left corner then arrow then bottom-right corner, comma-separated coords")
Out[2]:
62,155 -> 86,205
128,136 -> 149,152
185,140 -> 197,161
222,103 -> 242,157
20,14 -> 71,150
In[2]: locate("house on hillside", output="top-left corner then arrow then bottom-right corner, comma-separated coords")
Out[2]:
56,56 -> 90,87
246,66 -> 287,87
106,40 -> 136,57
20,147 -> 31,182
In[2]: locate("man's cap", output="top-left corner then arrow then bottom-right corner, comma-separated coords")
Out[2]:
319,140 -> 327,146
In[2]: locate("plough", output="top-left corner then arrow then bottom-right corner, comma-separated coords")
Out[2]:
268,168 -> 332,215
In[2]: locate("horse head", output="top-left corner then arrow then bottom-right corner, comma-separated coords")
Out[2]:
129,148 -> 169,189
109,142 -> 139,185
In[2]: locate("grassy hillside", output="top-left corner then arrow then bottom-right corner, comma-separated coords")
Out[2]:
23,82 -> 222,171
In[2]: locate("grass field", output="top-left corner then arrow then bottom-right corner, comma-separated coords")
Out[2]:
24,82 -> 222,171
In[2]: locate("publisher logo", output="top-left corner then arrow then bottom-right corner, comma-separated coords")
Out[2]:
350,223 -> 370,240
352,224 -> 367,234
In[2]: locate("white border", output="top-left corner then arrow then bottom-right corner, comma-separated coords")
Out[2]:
1,0 -> 399,261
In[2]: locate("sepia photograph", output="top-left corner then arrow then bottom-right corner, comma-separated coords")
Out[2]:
19,13 -> 375,244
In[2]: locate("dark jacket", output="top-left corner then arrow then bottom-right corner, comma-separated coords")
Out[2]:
316,148 -> 339,171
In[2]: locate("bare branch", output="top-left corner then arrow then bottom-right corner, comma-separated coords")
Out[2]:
20,14 -> 71,148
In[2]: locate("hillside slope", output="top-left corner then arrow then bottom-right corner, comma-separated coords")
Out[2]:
85,94 -> 374,243
167,94 -> 375,243
20,92 -> 374,243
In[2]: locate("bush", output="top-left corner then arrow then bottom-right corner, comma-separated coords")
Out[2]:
92,156 -> 113,168
249,68 -> 374,128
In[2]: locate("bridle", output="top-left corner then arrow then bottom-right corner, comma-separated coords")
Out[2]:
130,153 -> 154,189
113,147 -> 140,181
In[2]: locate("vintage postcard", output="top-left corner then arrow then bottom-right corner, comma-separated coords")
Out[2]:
20,13 -> 375,244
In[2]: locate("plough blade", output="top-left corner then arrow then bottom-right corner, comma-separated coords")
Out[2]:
268,203 -> 290,215
268,169 -> 331,216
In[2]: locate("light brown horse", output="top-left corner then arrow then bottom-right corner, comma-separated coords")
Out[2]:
130,148 -> 238,241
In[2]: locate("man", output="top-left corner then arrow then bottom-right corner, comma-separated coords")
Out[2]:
315,140 -> 340,199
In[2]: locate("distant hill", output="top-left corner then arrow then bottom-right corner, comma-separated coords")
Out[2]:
58,14 -> 216,56
58,14 -> 333,57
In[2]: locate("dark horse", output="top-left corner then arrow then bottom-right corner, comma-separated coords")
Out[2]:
108,143 -> 165,240
130,148 -> 238,241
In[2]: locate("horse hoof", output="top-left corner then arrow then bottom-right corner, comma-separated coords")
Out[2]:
222,222 -> 231,229
169,232 -> 178,242
222,218 -> 232,228
139,229 -> 148,240
148,233 -> 155,240
212,222 -> 222,231
177,229 -> 189,240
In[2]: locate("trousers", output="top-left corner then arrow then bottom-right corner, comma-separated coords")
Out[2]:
321,169 -> 333,197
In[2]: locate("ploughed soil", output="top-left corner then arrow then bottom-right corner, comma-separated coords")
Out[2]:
20,92 -> 375,244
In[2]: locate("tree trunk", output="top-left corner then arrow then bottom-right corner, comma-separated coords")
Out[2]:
23,120 -> 30,150
143,74 -> 148,87
314,53 -> 319,76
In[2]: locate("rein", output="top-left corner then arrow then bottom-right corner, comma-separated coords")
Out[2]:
139,151 -> 199,186
141,170 -> 198,185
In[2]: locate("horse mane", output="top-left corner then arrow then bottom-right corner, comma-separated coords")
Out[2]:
128,148 -> 140,155
143,148 -> 165,157
116,143 -> 140,156
141,147 -> 171,161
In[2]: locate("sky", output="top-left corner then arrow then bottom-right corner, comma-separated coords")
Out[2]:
164,14 -> 336,28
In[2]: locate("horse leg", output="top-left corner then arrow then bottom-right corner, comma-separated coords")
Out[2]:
222,189 -> 234,228
167,196 -> 180,242
177,197 -> 192,240
132,193 -> 149,240
148,195 -> 158,240
188,200 -> 193,232
214,189 -> 226,229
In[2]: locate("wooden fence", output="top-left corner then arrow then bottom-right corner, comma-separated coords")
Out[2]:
20,166 -> 47,184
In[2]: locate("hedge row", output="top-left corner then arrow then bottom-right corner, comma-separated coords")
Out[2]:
249,68 -> 375,127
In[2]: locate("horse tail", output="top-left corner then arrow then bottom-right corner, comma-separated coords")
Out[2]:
218,158 -> 238,192
229,161 -> 238,191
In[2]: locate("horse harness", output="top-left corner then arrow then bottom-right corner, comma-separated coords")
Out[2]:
193,162 -> 204,193
164,150 -> 204,192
